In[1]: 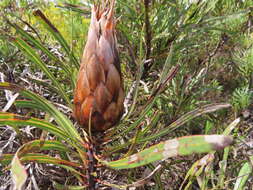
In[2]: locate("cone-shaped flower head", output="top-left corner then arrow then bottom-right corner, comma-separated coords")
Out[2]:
74,1 -> 124,131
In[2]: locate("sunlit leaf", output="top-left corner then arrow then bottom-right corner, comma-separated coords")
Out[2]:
180,153 -> 215,190
107,103 -> 231,154
33,9 -> 79,68
10,37 -> 71,106
181,118 -> 240,190
218,118 -> 241,187
102,135 -> 233,169
140,103 -> 231,142
14,99 -> 44,110
233,157 -> 253,190
10,154 -> 27,190
2,153 -> 82,170
0,82 -> 83,144
7,21 -> 71,75
0,112 -> 69,141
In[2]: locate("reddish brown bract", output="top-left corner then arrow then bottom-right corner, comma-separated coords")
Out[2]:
73,1 -> 124,131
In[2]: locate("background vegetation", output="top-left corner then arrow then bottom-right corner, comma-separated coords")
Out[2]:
0,0 -> 253,189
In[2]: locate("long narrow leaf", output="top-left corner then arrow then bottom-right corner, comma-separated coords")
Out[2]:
181,118 -> 240,190
102,135 -> 233,169
8,21 -> 71,75
5,139 -> 82,182
106,103 -> 231,154
10,154 -> 27,190
15,100 -> 72,114
11,37 -> 71,105
218,118 -> 241,186
14,99 -> 44,110
19,140 -> 70,153
1,153 -> 84,185
7,21 -> 76,89
0,154 -> 13,166
53,182 -> 86,190
1,153 -> 82,170
0,112 -> 69,141
233,157 -> 253,190
139,103 -> 231,142
0,82 -> 83,144
33,9 -> 79,68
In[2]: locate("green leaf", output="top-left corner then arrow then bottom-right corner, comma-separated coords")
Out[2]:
53,181 -> 86,190
102,135 -> 233,169
8,21 -> 71,75
201,10 -> 249,26
2,153 -> 82,170
179,153 -> 215,190
14,99 -> 44,110
115,96 -> 157,138
21,154 -> 82,169
1,139 -> 70,166
33,9 -> 79,69
21,140 -> 70,153
181,118 -> 241,190
10,37 -> 71,106
123,24 -> 145,120
233,158 -> 253,190
218,118 -> 241,187
157,43 -> 174,91
2,140 -> 82,175
106,103 -> 231,154
0,82 -> 87,168
2,153 -> 84,183
0,154 -> 13,166
10,154 -> 27,190
0,112 -> 69,141
29,77 -> 73,97
7,20 -> 76,89
56,3 -> 90,15
140,103 -> 231,142
15,99 -> 71,113
0,82 -> 83,144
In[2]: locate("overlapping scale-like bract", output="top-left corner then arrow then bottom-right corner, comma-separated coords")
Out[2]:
74,1 -> 124,131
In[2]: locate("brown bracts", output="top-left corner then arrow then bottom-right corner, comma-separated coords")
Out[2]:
73,1 -> 124,131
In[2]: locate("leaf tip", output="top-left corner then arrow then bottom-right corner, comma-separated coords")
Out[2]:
205,135 -> 233,150
10,154 -> 27,190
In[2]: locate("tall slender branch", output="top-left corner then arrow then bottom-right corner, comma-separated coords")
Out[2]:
144,0 -> 151,60
142,0 -> 152,79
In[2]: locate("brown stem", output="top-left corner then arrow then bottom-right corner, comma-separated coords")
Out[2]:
86,142 -> 97,190
142,0 -> 152,79
144,0 -> 151,60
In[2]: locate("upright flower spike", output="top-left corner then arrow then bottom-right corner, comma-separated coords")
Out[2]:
74,0 -> 124,131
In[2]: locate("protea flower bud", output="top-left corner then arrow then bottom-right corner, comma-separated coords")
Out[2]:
74,1 -> 124,131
